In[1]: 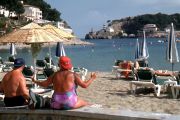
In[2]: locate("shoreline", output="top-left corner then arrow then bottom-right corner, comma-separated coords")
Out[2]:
0,39 -> 93,50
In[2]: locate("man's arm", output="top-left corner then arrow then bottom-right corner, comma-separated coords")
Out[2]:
19,77 -> 29,102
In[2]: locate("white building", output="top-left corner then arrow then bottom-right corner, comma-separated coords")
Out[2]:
23,5 -> 42,21
0,6 -> 16,17
56,21 -> 73,34
143,24 -> 158,32
106,27 -> 114,33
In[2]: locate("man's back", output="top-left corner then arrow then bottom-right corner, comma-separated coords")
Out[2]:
2,69 -> 28,98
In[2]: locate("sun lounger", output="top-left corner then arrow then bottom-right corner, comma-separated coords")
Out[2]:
22,66 -> 34,81
43,68 -> 55,77
129,68 -> 161,97
73,67 -> 88,81
116,61 -> 134,79
170,72 -> 180,98
36,60 -> 48,70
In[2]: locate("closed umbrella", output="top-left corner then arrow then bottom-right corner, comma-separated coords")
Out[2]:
166,23 -> 179,71
140,31 -> 149,60
56,42 -> 66,57
10,43 -> 17,56
135,38 -> 140,60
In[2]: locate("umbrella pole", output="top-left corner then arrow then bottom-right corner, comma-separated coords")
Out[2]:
172,63 -> 174,72
33,57 -> 37,89
49,43 -> 52,68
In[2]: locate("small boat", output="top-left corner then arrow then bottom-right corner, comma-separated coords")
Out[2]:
157,40 -> 164,43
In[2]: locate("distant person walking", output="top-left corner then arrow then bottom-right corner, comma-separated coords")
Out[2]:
32,56 -> 97,110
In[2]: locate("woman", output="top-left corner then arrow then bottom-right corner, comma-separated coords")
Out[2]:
32,56 -> 97,110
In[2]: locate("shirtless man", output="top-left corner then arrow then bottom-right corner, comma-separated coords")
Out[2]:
1,58 -> 29,107
32,56 -> 97,110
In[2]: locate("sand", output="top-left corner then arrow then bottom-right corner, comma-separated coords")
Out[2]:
0,71 -> 180,115
77,72 -> 180,115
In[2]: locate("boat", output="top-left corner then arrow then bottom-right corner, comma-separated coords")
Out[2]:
157,40 -> 164,43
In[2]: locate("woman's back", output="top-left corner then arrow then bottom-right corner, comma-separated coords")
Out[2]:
52,70 -> 75,93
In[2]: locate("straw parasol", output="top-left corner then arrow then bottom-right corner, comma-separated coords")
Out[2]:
0,22 -> 65,69
0,22 -> 64,43
43,24 -> 76,40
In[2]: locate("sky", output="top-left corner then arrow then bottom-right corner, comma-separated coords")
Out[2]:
44,0 -> 180,38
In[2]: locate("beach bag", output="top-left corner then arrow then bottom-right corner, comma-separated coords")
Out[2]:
29,90 -> 46,109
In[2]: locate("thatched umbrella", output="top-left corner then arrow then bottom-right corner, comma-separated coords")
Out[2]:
0,22 -> 64,71
43,24 -> 76,40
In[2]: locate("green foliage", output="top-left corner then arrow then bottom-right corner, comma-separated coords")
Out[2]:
114,13 -> 180,35
0,0 -> 62,22
24,0 -> 61,21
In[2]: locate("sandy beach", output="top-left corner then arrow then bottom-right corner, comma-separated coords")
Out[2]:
0,71 -> 180,115
77,72 -> 180,115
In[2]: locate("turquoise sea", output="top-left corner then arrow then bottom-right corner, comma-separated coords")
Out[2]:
1,38 -> 180,72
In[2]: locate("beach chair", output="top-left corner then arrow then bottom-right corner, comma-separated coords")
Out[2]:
8,56 -> 15,62
2,61 -> 14,72
169,72 -> 180,99
137,59 -> 148,68
36,60 -> 48,70
44,57 -> 54,66
22,66 -> 34,81
43,68 -> 55,77
73,67 -> 88,81
116,61 -> 134,79
112,60 -> 124,78
129,68 -> 161,97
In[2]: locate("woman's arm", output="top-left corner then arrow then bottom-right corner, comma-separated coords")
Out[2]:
32,75 -> 53,87
74,72 -> 97,88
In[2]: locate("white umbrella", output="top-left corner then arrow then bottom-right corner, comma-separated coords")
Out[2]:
140,31 -> 149,60
10,43 -> 17,56
135,38 -> 140,60
166,23 -> 179,71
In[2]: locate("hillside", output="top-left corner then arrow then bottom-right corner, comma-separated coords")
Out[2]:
85,13 -> 180,39
0,0 -> 71,35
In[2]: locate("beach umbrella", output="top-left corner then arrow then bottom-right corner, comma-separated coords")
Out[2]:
135,38 -> 140,60
140,31 -> 149,60
166,23 -> 179,71
56,42 -> 66,57
43,24 -> 76,40
0,22 -> 63,43
0,22 -> 64,75
10,43 -> 17,56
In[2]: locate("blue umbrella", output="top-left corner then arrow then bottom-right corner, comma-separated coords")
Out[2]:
135,38 -> 140,60
56,42 -> 66,57
166,23 -> 179,71
10,43 -> 17,56
140,31 -> 149,60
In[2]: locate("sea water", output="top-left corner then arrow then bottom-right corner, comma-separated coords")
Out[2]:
0,38 -> 180,72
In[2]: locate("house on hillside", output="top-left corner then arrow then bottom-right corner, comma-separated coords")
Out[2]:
22,5 -> 42,21
143,24 -> 158,32
0,6 -> 16,17
56,21 -> 73,34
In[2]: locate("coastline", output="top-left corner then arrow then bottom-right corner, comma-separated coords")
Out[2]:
0,38 -> 93,50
